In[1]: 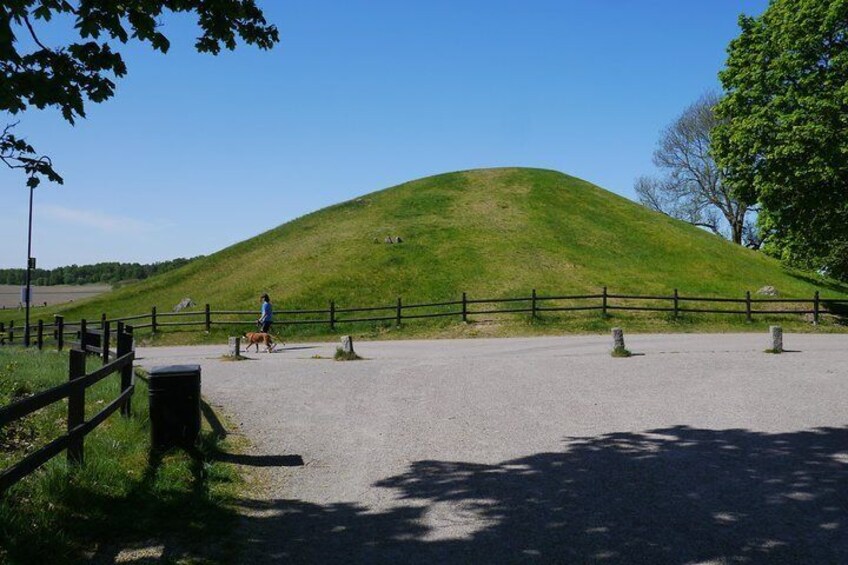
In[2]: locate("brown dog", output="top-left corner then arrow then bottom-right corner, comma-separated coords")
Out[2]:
242,332 -> 278,353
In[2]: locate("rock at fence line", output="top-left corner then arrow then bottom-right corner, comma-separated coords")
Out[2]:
612,327 -> 625,350
769,326 -> 783,353
174,297 -> 195,312
384,236 -> 395,244
341,335 -> 355,354
395,235 -> 403,243
229,336 -> 241,357
756,286 -> 778,296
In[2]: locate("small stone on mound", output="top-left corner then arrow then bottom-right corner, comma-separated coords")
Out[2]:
174,297 -> 195,312
756,286 -> 778,296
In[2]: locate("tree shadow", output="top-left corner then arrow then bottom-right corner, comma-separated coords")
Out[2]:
234,425 -> 848,563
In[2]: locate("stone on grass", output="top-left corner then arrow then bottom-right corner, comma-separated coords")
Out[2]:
756,286 -> 778,296
174,297 -> 195,312
341,335 -> 355,354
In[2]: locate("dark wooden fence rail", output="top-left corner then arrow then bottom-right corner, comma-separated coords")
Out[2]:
1,289 -> 847,349
0,324 -> 135,493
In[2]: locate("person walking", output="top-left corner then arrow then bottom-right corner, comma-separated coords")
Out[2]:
258,293 -> 273,333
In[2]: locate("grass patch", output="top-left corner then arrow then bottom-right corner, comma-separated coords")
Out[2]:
334,348 -> 362,361
764,348 -> 783,354
0,348 -> 246,564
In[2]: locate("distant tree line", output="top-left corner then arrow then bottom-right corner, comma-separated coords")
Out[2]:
0,257 -> 201,286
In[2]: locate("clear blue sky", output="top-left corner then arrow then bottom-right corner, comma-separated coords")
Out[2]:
1,0 -> 769,269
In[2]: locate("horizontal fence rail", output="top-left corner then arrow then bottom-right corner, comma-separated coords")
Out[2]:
1,289 -> 847,349
0,324 -> 135,493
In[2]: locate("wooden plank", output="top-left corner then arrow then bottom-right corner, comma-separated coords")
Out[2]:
0,380 -> 75,427
67,349 -> 86,465
0,433 -> 71,493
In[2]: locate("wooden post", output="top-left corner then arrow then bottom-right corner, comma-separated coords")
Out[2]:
462,292 -> 468,322
8,321 -> 13,344
329,300 -> 335,331
117,322 -> 133,417
673,289 -> 679,319
55,315 -> 64,351
396,297 -> 402,328
79,319 -> 87,352
101,320 -> 110,365
745,291 -> 752,322
101,312 -> 107,329
151,306 -> 157,333
36,319 -> 43,350
602,287 -> 608,317
813,291 -> 820,325
0,322 -> 4,345
205,303 -> 211,333
531,289 -> 537,319
67,349 -> 86,466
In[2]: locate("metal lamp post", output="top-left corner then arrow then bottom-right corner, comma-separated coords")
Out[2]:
23,184 -> 34,347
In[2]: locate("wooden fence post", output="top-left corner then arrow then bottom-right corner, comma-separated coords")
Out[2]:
745,291 -> 752,322
329,300 -> 335,331
55,315 -> 64,351
602,287 -> 608,317
462,292 -> 468,323
673,289 -> 679,318
205,303 -> 211,333
151,306 -> 157,333
67,349 -> 86,466
396,297 -> 402,327
813,291 -> 820,325
117,322 -> 133,418
79,319 -> 87,351
101,320 -> 111,365
531,289 -> 537,319
101,313 -> 107,329
37,319 -> 43,350
8,321 -> 13,344
0,322 -> 4,345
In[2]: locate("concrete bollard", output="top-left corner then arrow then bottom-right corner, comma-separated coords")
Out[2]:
612,327 -> 625,350
341,335 -> 355,354
228,336 -> 241,357
769,326 -> 783,353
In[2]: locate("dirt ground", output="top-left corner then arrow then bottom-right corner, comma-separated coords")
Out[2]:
0,284 -> 110,309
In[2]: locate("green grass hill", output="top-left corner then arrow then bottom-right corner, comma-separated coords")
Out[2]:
4,168 -> 847,338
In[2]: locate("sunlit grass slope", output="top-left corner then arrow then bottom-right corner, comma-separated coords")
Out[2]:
10,168 -> 848,325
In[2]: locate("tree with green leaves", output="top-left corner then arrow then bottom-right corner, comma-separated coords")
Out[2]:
713,0 -> 848,280
1,1 -> 279,187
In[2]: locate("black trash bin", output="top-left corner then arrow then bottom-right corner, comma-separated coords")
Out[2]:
148,364 -> 201,450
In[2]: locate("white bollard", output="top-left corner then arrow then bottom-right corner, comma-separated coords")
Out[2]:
612,327 -> 625,350
769,326 -> 783,353
341,335 -> 354,354
228,336 -> 241,357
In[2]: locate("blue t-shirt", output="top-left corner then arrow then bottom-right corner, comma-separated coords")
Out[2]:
261,301 -> 273,321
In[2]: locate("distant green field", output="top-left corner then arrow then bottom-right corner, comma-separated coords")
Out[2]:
2,168 -> 846,341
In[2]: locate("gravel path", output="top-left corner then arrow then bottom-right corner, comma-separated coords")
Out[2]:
137,333 -> 848,564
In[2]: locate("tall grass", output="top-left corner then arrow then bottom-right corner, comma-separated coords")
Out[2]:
0,348 -> 242,564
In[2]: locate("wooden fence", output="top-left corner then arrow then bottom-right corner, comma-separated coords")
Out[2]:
0,323 -> 135,493
1,288 -> 846,348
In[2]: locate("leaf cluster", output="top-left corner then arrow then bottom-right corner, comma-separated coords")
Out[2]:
1,0 -> 279,187
713,0 -> 848,279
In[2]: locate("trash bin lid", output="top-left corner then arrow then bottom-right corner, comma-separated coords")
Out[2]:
149,364 -> 201,377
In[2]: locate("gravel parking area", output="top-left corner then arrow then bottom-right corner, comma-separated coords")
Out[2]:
138,333 -> 848,564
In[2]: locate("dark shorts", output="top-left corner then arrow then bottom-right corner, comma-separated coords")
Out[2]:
259,320 -> 272,333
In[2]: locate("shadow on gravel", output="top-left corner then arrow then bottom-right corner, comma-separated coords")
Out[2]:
235,425 -> 848,563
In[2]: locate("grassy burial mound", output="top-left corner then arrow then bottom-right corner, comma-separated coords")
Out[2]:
6,168 -> 846,337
